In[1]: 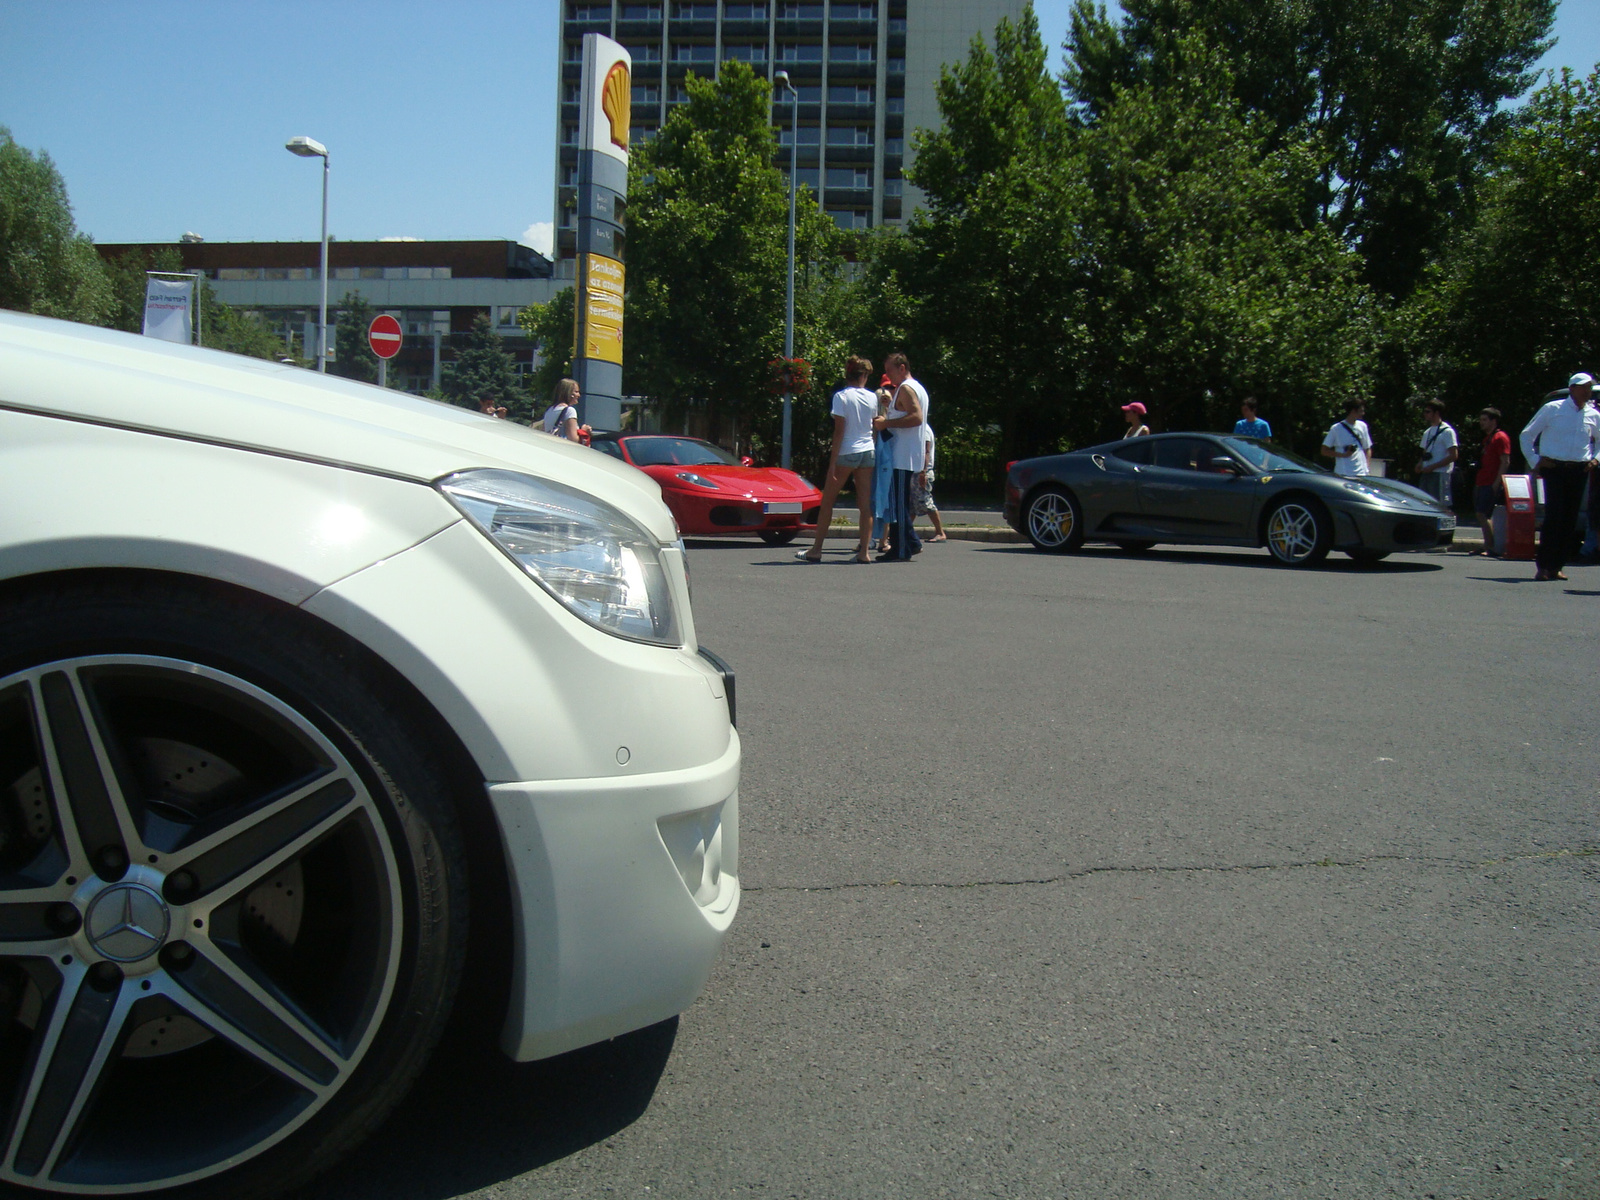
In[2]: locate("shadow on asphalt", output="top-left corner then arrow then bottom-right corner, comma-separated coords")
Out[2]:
293,1018 -> 678,1200
973,544 -> 1445,573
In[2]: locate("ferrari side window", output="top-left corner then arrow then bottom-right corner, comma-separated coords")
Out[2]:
594,440 -> 624,459
1111,442 -> 1152,465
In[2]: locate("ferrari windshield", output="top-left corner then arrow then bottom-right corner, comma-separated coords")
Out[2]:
1220,437 -> 1325,474
624,437 -> 739,467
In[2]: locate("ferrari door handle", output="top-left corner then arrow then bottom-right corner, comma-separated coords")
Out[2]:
1091,454 -> 1107,471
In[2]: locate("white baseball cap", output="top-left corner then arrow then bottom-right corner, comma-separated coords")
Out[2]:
1570,372 -> 1594,387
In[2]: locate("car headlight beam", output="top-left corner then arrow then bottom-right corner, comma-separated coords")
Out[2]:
438,469 -> 680,646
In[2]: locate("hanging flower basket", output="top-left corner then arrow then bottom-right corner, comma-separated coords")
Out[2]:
768,356 -> 812,396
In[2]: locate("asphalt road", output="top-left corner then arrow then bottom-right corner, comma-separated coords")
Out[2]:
299,540 -> 1598,1200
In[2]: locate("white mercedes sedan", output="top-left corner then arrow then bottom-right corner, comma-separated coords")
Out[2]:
0,312 -> 740,1197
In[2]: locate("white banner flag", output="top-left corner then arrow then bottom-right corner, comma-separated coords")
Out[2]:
142,277 -> 194,344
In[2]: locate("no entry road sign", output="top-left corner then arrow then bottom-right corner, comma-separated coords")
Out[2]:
367,314 -> 403,360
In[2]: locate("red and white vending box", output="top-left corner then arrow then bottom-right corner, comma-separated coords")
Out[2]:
1500,474 -> 1538,560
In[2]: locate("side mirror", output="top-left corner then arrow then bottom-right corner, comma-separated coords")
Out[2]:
1210,457 -> 1243,475
740,456 -> 754,467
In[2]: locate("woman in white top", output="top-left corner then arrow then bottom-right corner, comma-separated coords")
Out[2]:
542,378 -> 583,442
797,355 -> 879,564
1121,402 -> 1151,438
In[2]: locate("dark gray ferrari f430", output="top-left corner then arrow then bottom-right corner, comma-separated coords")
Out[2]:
1004,433 -> 1456,565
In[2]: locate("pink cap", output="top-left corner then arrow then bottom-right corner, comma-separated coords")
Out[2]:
1121,402 -> 1147,416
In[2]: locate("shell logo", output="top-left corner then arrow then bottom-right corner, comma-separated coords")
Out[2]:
602,61 -> 631,152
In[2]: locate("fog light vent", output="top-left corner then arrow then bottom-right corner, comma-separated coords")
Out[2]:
657,802 -> 724,905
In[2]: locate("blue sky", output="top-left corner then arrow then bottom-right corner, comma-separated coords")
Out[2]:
1,0 -> 1594,254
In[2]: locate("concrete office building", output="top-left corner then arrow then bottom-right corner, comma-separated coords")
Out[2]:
553,0 -> 1024,276
96,239 -> 560,393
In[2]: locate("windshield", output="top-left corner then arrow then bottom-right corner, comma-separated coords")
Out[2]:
1219,437 -> 1325,474
624,437 -> 739,467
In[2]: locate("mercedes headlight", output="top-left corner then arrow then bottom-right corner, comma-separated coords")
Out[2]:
438,469 -> 680,646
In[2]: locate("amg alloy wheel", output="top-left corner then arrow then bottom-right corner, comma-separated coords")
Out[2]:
0,583 -> 466,1198
1264,499 -> 1332,566
1024,487 -> 1084,553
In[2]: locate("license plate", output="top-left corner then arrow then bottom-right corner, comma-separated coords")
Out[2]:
1438,514 -> 1456,530
764,502 -> 802,514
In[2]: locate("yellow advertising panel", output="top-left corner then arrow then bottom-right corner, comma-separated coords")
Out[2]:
583,254 -> 625,365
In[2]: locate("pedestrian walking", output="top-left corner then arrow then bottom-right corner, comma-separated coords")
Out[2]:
871,376 -> 894,553
914,423 -> 947,541
1121,402 -> 1150,438
797,356 -> 877,564
874,352 -> 927,562
543,378 -> 583,442
1321,400 -> 1374,476
1519,372 -> 1599,581
1233,397 -> 1271,439
1471,407 -> 1512,555
1414,400 -> 1459,505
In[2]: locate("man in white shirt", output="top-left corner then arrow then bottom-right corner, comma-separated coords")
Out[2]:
873,351 -> 927,561
1413,400 -> 1458,505
1321,399 -> 1374,476
1519,371 -> 1599,581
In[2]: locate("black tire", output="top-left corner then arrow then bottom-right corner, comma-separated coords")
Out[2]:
1113,540 -> 1156,553
1263,497 -> 1333,566
0,576 -> 468,1199
1024,486 -> 1085,553
1346,549 -> 1391,564
759,530 -> 800,546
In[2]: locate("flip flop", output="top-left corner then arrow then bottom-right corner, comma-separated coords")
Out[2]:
794,549 -> 822,563
928,534 -> 948,542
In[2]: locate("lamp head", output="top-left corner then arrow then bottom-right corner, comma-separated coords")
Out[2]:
774,70 -> 794,95
285,136 -> 328,159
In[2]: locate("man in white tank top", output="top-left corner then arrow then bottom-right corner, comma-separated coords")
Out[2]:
874,351 -> 927,561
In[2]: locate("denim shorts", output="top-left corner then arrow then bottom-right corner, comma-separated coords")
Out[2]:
1475,483 -> 1498,517
837,448 -> 875,469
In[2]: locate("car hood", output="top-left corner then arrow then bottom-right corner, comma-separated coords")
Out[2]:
0,312 -> 677,542
1323,473 -> 1447,510
646,463 -> 818,497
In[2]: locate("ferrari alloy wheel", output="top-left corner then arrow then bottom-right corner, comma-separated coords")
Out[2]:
1264,499 -> 1332,566
0,582 -> 466,1198
1024,487 -> 1084,553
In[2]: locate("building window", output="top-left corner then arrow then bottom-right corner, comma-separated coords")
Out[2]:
830,3 -> 876,18
561,165 -> 579,185
333,267 -> 359,280
635,125 -> 658,142
671,3 -> 716,18
828,84 -> 873,103
826,124 -> 872,145
724,43 -> 766,62
883,177 -> 902,196
632,83 -> 661,103
886,95 -> 904,114
887,56 -> 904,73
563,123 -> 580,145
568,3 -> 611,23
564,83 -> 582,103
564,42 -> 585,61
217,267 -> 263,281
625,41 -> 663,61
779,2 -> 823,17
778,125 -> 821,145
361,266 -> 384,279
669,84 -> 690,102
724,2 -> 767,17
778,42 -> 823,61
672,42 -> 716,60
620,3 -> 661,17
888,16 -> 905,32
827,209 -> 869,229
829,42 -> 873,62
497,306 -> 522,329
826,166 -> 870,188
884,136 -> 903,155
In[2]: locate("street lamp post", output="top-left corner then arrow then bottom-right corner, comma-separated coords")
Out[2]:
285,136 -> 330,373
774,71 -> 798,470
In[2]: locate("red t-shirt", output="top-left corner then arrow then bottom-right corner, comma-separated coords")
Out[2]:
1476,429 -> 1511,485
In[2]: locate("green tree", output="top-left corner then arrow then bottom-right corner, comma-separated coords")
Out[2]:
102,245 -> 184,332
1063,0 -> 1555,299
331,292 -> 380,383
625,60 -> 840,442
1407,65 -> 1600,428
442,314 -> 529,420
0,127 -> 113,323
518,284 -> 576,407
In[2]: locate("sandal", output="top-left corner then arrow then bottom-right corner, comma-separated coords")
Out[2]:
853,549 -> 871,563
928,534 -> 948,542
794,549 -> 823,563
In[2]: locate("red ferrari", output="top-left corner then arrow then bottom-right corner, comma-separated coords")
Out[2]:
592,433 -> 822,544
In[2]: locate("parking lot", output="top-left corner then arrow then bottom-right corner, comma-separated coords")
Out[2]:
300,539 -> 1598,1200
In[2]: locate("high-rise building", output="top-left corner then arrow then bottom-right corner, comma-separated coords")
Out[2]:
553,0 -> 1023,277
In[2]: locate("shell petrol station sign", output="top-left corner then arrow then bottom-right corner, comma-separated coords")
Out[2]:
573,35 -> 631,426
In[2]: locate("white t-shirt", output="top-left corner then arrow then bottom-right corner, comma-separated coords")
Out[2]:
543,403 -> 578,436
1324,418 -> 1372,476
890,377 -> 928,471
830,385 -> 878,455
1418,421 -> 1457,471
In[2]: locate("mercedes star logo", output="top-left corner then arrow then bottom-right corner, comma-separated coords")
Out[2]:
85,883 -> 171,963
